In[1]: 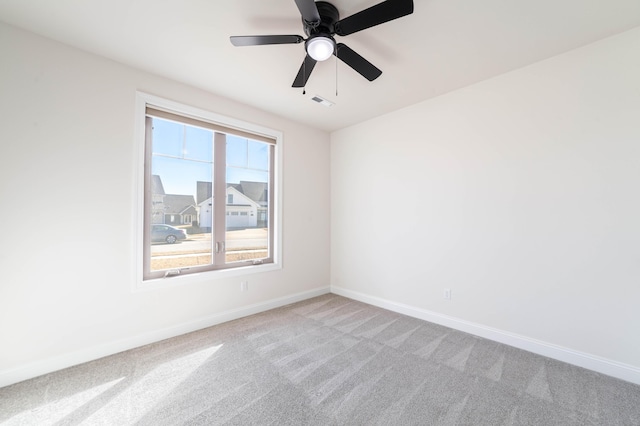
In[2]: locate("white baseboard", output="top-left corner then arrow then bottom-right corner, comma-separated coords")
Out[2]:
0,286 -> 330,388
331,286 -> 640,385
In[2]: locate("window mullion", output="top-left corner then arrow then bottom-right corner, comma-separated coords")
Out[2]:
143,116 -> 154,279
213,132 -> 227,266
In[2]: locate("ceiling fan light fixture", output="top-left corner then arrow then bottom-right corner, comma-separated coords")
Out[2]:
306,36 -> 335,61
230,0 -> 415,88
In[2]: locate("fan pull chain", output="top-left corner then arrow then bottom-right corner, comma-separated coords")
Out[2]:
335,52 -> 338,96
302,57 -> 306,95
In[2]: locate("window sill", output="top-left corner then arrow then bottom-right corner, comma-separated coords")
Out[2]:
133,262 -> 282,292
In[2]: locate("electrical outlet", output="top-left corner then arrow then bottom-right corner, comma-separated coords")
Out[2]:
444,288 -> 451,300
240,281 -> 248,292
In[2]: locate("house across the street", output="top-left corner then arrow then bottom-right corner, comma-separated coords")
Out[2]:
197,180 -> 268,231
162,194 -> 197,226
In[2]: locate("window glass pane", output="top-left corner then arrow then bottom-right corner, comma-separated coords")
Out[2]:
184,126 -> 213,162
226,135 -> 247,167
149,117 -> 214,273
143,102 -> 277,281
152,119 -> 183,157
225,136 -> 270,264
248,140 -> 269,171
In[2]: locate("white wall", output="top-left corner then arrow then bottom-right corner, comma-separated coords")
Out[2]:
0,22 -> 330,386
331,28 -> 640,383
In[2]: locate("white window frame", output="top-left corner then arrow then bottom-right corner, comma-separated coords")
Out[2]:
133,92 -> 283,291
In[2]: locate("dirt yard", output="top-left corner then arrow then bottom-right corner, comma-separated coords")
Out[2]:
150,249 -> 268,270
150,228 -> 268,270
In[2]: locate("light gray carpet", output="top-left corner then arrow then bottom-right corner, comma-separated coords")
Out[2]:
1,294 -> 640,425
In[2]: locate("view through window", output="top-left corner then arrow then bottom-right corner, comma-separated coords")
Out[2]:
143,107 -> 275,280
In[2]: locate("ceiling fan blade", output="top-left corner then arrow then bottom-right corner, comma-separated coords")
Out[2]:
292,55 -> 317,87
230,35 -> 304,46
335,0 -> 414,36
294,0 -> 321,25
335,43 -> 382,81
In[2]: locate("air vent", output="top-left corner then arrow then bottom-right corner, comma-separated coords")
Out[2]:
311,95 -> 334,107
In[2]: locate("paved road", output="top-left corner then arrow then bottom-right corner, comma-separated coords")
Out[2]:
151,229 -> 267,255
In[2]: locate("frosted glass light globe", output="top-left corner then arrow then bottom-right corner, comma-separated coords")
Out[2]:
307,37 -> 334,61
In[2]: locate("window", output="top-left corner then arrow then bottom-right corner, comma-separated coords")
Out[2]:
138,94 -> 280,282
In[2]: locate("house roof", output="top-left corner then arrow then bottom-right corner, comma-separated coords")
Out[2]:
198,180 -> 268,206
227,186 -> 261,209
163,194 -> 196,215
229,181 -> 268,206
151,175 -> 165,196
196,181 -> 212,205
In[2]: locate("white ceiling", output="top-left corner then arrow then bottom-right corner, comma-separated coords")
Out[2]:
1,0 -> 639,132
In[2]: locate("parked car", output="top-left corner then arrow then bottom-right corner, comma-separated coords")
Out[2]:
151,224 -> 187,244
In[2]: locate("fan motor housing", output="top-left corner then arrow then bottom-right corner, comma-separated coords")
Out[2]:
303,1 -> 340,37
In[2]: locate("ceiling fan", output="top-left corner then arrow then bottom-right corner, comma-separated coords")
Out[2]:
230,0 -> 414,88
